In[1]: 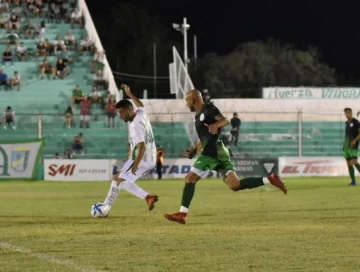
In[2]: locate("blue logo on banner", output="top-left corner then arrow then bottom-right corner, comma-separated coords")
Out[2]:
11,148 -> 30,172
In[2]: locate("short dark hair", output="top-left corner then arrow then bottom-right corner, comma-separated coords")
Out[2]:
116,99 -> 133,109
344,107 -> 352,113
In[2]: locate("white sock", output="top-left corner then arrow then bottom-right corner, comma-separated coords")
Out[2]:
104,180 -> 123,207
122,181 -> 148,200
180,206 -> 188,213
262,177 -> 270,184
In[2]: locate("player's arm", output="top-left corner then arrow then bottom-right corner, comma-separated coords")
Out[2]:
121,84 -> 144,108
205,106 -> 230,134
352,123 -> 360,146
185,141 -> 202,159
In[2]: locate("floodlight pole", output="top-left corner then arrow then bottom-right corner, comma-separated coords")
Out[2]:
183,17 -> 189,71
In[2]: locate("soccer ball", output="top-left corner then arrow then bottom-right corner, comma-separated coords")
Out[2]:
90,203 -> 110,218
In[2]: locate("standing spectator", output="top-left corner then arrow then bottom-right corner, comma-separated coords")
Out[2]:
2,47 -> 13,67
93,69 -> 108,90
80,97 -> 91,128
47,3 -> 59,23
105,98 -> 116,128
17,42 -> 28,61
64,106 -> 73,128
156,145 -> 165,180
3,106 -> 16,130
70,8 -> 82,28
0,69 -> 9,90
72,85 -> 84,105
72,133 -> 84,155
10,71 -> 21,91
230,112 -> 241,146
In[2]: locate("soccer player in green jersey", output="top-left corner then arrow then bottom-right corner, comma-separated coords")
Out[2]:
343,108 -> 360,186
164,89 -> 287,224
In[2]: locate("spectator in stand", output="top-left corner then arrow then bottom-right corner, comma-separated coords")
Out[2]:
59,45 -> 73,65
93,69 -> 108,90
64,106 -> 73,128
53,35 -> 65,55
0,69 -> 9,90
59,3 -> 68,22
0,0 -> 9,12
105,97 -> 116,128
64,30 -> 76,49
8,13 -> 20,31
72,85 -> 84,105
0,12 -> 9,29
35,0 -> 45,16
6,29 -> 19,46
53,57 -> 68,79
64,148 -> 72,159
2,47 -> 14,67
24,19 -> 37,38
80,97 -> 91,128
47,2 -> 59,23
156,145 -> 165,180
230,112 -> 241,146
44,38 -> 53,55
55,153 -> 61,159
39,58 -> 54,79
3,106 -> 16,130
12,2 -> 23,17
10,71 -> 21,91
36,41 -> 47,57
91,51 -> 105,73
72,133 -> 84,155
35,21 -> 45,40
17,42 -> 28,61
79,36 -> 94,53
70,8 -> 82,28
26,0 -> 36,17
88,86 -> 102,108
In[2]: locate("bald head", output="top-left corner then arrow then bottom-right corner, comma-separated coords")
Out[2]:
185,89 -> 203,112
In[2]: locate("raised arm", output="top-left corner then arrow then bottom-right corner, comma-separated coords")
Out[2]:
121,84 -> 144,108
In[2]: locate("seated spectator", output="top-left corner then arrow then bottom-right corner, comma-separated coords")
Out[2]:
64,149 -> 72,159
34,0 -> 45,16
64,30 -> 76,49
47,3 -> 59,23
59,45 -> 73,65
79,36 -> 94,53
44,38 -> 53,55
12,2 -> 23,17
6,29 -> 19,46
3,106 -> 16,130
2,47 -> 14,67
36,41 -> 47,57
0,12 -> 9,29
10,71 -> 21,91
70,8 -> 82,28
55,153 -> 61,159
53,57 -> 68,79
72,85 -> 84,105
91,51 -> 105,73
72,133 -> 84,155
0,69 -> 9,90
17,42 -> 28,61
88,86 -> 102,107
24,19 -> 37,38
106,98 -> 116,128
35,21 -> 45,40
59,2 -> 68,22
53,35 -> 64,55
26,0 -> 36,17
93,70 -> 108,90
8,13 -> 20,31
64,106 -> 73,128
80,97 -> 91,128
39,58 -> 54,79
0,0 -> 9,13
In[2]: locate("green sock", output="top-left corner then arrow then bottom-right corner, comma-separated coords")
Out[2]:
354,163 -> 360,173
181,183 -> 196,209
238,177 -> 264,190
348,165 -> 355,181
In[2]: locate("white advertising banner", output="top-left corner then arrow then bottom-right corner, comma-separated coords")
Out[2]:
262,87 -> 360,99
44,159 -> 110,181
279,157 -> 353,177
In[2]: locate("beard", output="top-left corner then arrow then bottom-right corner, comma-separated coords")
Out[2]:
189,106 -> 196,112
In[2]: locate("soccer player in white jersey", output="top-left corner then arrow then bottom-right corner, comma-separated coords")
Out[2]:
102,84 -> 158,215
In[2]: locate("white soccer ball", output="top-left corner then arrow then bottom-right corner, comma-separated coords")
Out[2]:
91,203 -> 110,218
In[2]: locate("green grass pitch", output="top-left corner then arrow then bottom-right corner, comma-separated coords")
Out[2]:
0,178 -> 359,272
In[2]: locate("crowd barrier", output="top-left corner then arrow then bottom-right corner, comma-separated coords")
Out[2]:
41,157 -> 355,181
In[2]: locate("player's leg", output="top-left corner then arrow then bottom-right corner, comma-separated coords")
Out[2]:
344,150 -> 356,185
164,156 -> 211,224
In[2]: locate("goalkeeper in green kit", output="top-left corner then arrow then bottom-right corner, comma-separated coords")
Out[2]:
344,108 -> 360,186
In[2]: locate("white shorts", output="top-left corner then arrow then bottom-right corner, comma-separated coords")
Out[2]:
118,159 -> 155,183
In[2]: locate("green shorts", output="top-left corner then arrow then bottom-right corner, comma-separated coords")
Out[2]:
191,155 -> 235,178
344,149 -> 358,160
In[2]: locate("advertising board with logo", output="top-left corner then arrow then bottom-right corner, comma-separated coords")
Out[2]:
233,158 -> 278,177
0,139 -> 43,179
279,157 -> 353,177
262,87 -> 360,99
44,159 -> 110,181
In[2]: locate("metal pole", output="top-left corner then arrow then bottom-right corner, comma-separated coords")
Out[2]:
183,17 -> 188,71
37,114 -> 42,139
297,111 -> 303,157
153,43 -> 157,98
194,35 -> 197,62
